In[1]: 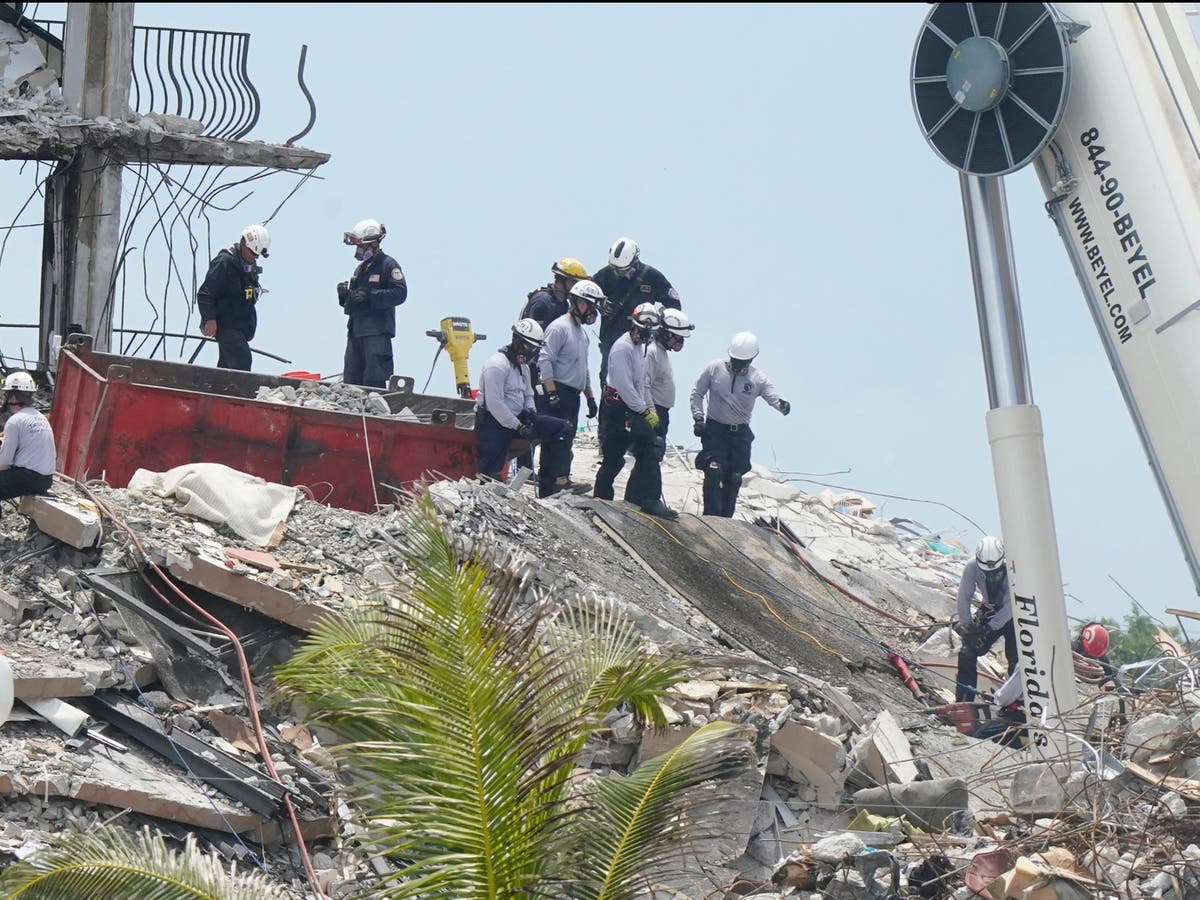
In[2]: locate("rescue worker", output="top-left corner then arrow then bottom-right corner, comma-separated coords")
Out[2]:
521,258 -> 589,330
337,219 -> 407,388
1073,621 -> 1121,689
537,280 -> 603,498
474,320 -> 573,482
953,536 -> 1018,702
594,304 -> 677,519
972,622 -> 1116,748
0,372 -> 55,509
592,237 -> 680,389
689,332 -> 790,518
515,258 -> 589,479
196,224 -> 270,371
644,307 -> 694,443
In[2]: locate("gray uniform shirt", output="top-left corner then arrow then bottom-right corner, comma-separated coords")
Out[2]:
606,333 -> 653,414
955,557 -> 1013,631
689,360 -> 785,425
538,313 -> 591,392
644,341 -> 675,408
476,350 -> 534,430
0,406 -> 56,475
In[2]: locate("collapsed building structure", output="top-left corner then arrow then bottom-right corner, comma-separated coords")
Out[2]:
1,426 -> 1199,898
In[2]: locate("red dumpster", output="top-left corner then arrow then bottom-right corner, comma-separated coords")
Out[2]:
51,336 -> 484,513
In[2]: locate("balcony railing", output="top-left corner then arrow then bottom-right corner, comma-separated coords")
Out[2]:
33,19 -> 261,140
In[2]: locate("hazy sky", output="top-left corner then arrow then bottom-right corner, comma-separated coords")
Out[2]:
2,3 -> 1196,626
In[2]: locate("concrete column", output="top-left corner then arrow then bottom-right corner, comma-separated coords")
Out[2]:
42,3 -> 133,355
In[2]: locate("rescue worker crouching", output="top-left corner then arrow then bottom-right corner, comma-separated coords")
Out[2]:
0,372 -> 55,512
515,258 -> 589,480
689,332 -> 790,518
972,622 -> 1116,748
594,304 -> 678,520
196,224 -> 270,372
536,280 -> 602,498
338,219 -> 408,389
953,536 -> 1018,702
475,320 -> 573,482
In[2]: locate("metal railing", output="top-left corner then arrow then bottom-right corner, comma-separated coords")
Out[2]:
34,19 -> 261,140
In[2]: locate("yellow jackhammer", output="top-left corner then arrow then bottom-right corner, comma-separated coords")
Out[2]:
424,317 -> 486,398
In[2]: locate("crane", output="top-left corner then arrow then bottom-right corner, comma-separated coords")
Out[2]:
911,2 -> 1200,745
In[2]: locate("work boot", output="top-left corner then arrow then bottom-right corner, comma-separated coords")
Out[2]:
640,498 -> 679,520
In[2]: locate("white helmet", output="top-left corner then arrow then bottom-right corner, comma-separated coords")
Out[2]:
240,224 -> 270,258
344,219 -> 386,246
975,536 -> 1005,572
568,279 -> 606,306
608,236 -> 639,270
728,331 -> 759,361
3,371 -> 36,393
631,302 -> 661,332
511,318 -> 545,348
661,309 -> 694,338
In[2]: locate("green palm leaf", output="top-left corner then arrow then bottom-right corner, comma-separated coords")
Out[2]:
0,826 -> 284,899
274,491 -> 758,899
574,721 -> 759,900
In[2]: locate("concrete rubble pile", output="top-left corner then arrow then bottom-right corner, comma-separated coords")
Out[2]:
2,441 -> 1200,898
254,381 -> 413,420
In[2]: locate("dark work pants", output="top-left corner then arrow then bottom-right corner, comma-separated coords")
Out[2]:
625,404 -> 672,500
216,330 -> 252,372
474,409 -> 571,481
344,333 -> 394,389
955,619 -> 1018,702
696,420 -> 753,517
594,402 -> 663,507
0,466 -> 53,514
537,384 -> 581,497
971,707 -> 1027,748
514,362 -> 540,474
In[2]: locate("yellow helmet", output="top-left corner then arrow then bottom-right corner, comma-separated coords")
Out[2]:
551,257 -> 588,280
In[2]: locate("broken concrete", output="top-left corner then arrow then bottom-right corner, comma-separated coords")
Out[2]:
18,494 -> 102,549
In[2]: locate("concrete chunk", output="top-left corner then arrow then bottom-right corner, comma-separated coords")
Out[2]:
770,722 -> 846,809
18,494 -> 102,549
852,777 -> 969,832
861,710 -> 920,786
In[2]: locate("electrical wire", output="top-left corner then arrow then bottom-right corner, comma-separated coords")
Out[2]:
421,345 -> 444,393
65,477 -> 327,899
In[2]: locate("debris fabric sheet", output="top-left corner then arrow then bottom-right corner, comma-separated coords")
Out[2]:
128,463 -> 297,547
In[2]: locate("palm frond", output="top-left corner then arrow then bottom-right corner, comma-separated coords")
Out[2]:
0,826 -> 283,899
275,493 -> 593,898
542,599 -> 693,733
572,721 -> 759,900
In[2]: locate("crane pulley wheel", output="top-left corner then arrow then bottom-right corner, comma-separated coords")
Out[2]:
911,3 -> 1073,176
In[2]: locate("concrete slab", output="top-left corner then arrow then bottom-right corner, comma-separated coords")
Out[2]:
588,503 -> 877,682
862,710 -> 920,786
147,546 -> 335,631
18,494 -> 102,549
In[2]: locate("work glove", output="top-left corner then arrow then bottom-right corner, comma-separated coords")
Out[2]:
643,408 -> 660,429
952,621 -> 970,638
337,281 -> 350,307
971,628 -> 996,655
516,421 -> 535,439
348,288 -> 368,306
693,417 -> 706,438
517,409 -> 537,426
546,390 -> 561,410
778,399 -> 791,416
586,396 -> 598,419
